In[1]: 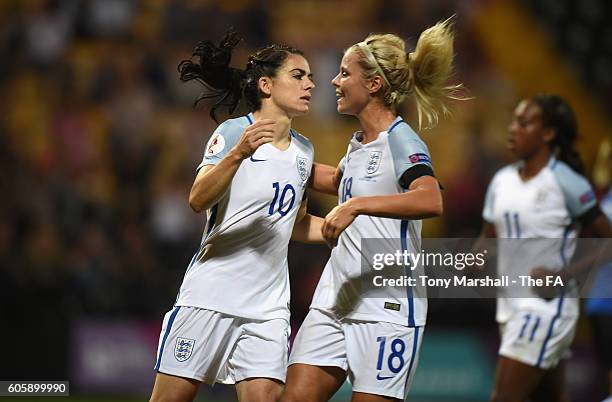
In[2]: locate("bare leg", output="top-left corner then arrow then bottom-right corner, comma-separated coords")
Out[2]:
490,356 -> 546,402
281,363 -> 346,402
531,359 -> 569,402
149,372 -> 200,402
351,391 -> 400,402
235,378 -> 284,402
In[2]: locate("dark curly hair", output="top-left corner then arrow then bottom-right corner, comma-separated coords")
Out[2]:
178,29 -> 304,123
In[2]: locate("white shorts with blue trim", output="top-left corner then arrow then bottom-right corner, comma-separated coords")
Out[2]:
289,308 -> 423,399
154,306 -> 290,385
498,306 -> 577,370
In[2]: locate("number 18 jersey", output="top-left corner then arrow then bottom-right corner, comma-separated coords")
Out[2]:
175,113 -> 314,322
310,117 -> 432,327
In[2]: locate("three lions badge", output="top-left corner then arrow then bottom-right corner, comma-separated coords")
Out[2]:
297,157 -> 309,183
366,151 -> 382,175
175,337 -> 195,362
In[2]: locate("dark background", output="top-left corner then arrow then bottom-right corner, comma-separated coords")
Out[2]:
1,0 -> 611,401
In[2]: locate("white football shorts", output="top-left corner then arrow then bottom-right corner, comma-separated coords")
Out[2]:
289,308 -> 423,400
498,305 -> 577,370
154,306 -> 290,384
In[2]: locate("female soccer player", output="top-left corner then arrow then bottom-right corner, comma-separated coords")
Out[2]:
282,18 -> 464,402
481,95 -> 612,402
149,32 -> 322,402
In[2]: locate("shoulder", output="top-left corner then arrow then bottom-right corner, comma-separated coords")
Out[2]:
485,164 -> 516,194
386,121 -> 432,166
549,159 -> 587,185
209,114 -> 251,148
491,164 -> 516,182
216,114 -> 251,134
202,115 -> 251,160
387,121 -> 427,148
548,159 -> 594,199
291,129 -> 314,155
549,159 -> 596,214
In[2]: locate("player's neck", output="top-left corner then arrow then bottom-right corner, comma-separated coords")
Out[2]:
356,103 -> 395,144
521,147 -> 551,180
253,109 -> 292,149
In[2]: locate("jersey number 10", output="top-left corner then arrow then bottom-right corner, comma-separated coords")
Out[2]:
269,182 -> 296,216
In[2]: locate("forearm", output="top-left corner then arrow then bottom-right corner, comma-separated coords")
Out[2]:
560,214 -> 612,280
189,151 -> 243,212
310,163 -> 340,195
291,214 -> 325,244
560,241 -> 612,281
348,188 -> 442,220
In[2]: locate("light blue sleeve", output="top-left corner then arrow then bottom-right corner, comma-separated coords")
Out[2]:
338,156 -> 346,172
482,175 -> 497,223
387,124 -> 433,182
601,190 -> 612,219
551,161 -> 597,218
197,117 -> 246,171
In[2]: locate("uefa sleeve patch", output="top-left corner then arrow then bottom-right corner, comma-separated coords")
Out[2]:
205,133 -> 225,156
408,153 -> 431,164
579,190 -> 595,204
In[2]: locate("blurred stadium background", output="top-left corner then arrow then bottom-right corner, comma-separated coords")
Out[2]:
0,0 -> 611,401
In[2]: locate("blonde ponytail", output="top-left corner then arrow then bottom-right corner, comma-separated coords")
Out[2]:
350,16 -> 467,129
410,16 -> 464,128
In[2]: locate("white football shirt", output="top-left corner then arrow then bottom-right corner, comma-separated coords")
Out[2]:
175,113 -> 314,322
310,117 -> 432,327
483,157 -> 597,322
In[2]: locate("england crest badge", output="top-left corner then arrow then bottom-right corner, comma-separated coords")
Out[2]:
175,337 -> 195,362
366,151 -> 382,175
296,157 -> 309,183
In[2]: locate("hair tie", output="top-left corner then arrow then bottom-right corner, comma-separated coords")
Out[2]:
355,41 -> 390,87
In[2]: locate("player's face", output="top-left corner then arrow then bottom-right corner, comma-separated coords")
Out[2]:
269,54 -> 315,117
507,100 -> 549,159
331,49 -> 371,115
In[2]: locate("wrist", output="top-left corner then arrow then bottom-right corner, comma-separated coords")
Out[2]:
227,148 -> 248,162
347,197 -> 364,216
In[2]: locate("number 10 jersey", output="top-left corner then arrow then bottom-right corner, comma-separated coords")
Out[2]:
175,113 -> 314,322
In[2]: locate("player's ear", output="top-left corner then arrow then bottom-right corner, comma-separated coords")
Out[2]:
258,77 -> 273,96
543,127 -> 556,144
367,76 -> 384,95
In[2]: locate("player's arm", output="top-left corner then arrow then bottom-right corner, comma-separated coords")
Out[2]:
189,120 -> 275,212
472,175 -> 498,255
309,162 -> 342,195
534,209 -> 612,283
291,197 -> 325,244
322,174 -> 442,246
346,175 -> 442,219
531,170 -> 612,286
479,223 -> 497,238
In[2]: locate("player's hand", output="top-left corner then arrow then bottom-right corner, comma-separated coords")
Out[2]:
322,200 -> 358,247
231,119 -> 275,159
530,266 -> 563,299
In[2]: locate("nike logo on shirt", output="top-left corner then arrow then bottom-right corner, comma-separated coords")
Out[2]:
250,156 -> 266,162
